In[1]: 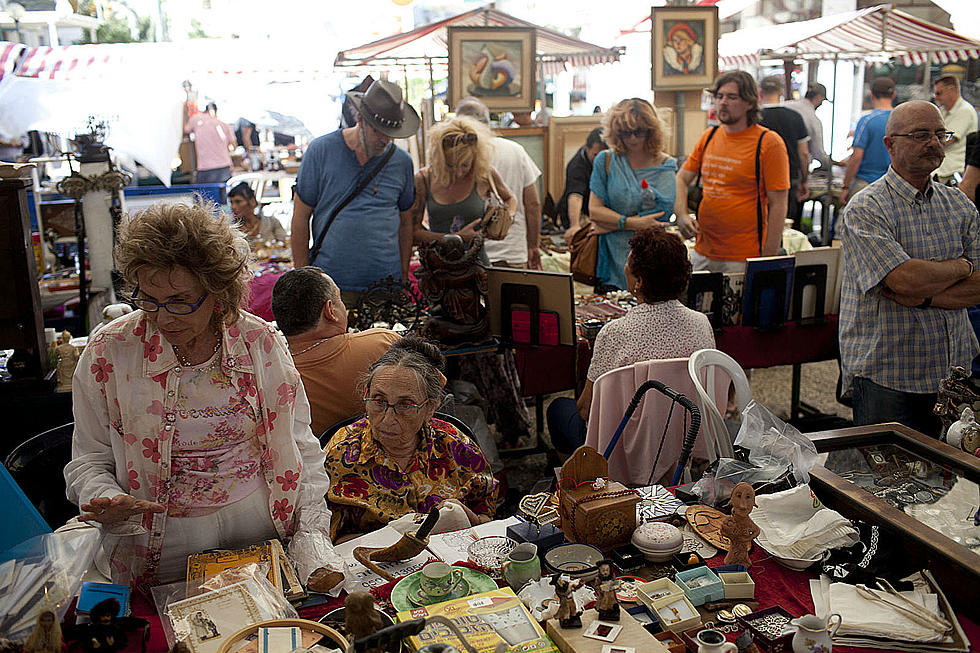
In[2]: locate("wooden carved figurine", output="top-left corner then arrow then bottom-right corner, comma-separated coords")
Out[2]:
23,609 -> 63,653
721,482 -> 760,568
550,574 -> 582,629
416,234 -> 491,347
55,331 -> 78,393
589,559 -> 620,622
345,591 -> 384,653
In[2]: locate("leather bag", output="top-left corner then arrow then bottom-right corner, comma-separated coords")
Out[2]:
569,225 -> 598,285
480,173 -> 514,240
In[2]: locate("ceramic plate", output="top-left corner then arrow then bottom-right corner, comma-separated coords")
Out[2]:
390,566 -> 496,612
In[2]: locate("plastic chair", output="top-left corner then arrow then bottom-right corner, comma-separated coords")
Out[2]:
4,423 -> 77,529
687,349 -> 752,460
586,358 -> 725,486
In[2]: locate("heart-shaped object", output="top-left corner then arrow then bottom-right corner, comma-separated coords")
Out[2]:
518,492 -> 552,521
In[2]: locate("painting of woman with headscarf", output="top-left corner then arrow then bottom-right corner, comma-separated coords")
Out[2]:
663,20 -> 704,76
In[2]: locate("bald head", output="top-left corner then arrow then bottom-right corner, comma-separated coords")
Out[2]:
885,100 -> 943,137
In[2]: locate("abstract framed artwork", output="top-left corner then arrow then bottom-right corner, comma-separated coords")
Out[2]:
651,6 -> 719,91
448,26 -> 536,112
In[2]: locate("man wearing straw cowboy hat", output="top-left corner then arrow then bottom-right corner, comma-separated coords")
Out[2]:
291,79 -> 420,303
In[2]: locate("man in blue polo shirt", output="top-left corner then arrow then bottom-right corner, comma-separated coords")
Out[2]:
291,80 -> 418,301
841,77 -> 895,205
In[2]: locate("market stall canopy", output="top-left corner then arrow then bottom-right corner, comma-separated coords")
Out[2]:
718,4 -> 980,68
334,5 -> 622,75
619,0 -> 758,34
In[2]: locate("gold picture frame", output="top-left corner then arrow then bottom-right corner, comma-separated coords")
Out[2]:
546,116 -> 602,202
448,26 -> 536,112
651,6 -> 719,91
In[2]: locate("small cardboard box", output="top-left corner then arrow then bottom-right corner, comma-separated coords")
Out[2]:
654,630 -> 686,653
637,578 -> 683,613
718,571 -> 755,599
674,566 -> 724,606
650,593 -> 701,635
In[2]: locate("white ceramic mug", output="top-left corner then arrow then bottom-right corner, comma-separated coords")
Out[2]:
697,628 -> 737,653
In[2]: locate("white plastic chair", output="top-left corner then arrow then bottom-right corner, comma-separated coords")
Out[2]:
688,349 -> 752,460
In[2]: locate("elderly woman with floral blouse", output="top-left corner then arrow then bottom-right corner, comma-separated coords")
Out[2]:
323,335 -> 498,540
64,202 -> 344,590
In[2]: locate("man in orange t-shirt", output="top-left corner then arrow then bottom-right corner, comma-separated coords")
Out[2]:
674,71 -> 790,272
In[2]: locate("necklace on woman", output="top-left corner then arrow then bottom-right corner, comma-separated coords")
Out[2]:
289,337 -> 331,357
173,333 -> 221,367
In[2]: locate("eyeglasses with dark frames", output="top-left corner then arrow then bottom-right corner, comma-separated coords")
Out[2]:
891,130 -> 955,143
128,285 -> 209,315
442,132 -> 478,148
363,391 -> 430,417
618,127 -> 650,140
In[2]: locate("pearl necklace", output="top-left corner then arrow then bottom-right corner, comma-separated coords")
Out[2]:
173,334 -> 222,367
289,337 -> 330,357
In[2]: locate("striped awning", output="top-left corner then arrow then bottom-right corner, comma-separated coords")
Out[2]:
718,4 -> 980,68
0,42 -> 24,82
335,6 -> 622,76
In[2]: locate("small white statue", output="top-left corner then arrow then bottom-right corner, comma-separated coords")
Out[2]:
55,331 -> 78,393
946,406 -> 980,451
89,303 -> 134,338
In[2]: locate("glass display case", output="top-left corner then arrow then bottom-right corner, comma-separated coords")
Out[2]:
808,424 -> 980,620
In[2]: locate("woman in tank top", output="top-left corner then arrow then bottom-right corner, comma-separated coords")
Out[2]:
409,116 -> 517,264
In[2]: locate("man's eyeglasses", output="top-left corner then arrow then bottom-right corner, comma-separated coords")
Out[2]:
363,392 -> 429,417
891,130 -> 955,143
443,132 -> 478,148
618,127 -> 650,140
128,285 -> 209,315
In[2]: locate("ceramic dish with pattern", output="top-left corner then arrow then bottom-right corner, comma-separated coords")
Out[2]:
542,542 -> 604,577
467,535 -> 518,578
390,566 -> 496,612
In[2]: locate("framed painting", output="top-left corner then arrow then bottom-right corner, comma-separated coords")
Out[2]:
547,116 -> 602,202
651,6 -> 718,91
807,423 -> 980,621
494,126 -> 547,201
448,26 -> 536,112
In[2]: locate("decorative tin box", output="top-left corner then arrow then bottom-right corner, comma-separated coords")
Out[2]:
558,447 -> 640,551
674,566 -> 724,606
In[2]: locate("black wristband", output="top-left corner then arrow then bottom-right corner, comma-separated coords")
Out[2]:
917,297 -> 933,309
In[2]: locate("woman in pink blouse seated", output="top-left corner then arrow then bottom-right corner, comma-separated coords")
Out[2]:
64,203 -> 344,589
546,228 -> 716,454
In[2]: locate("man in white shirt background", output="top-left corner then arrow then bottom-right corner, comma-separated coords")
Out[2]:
933,75 -> 978,184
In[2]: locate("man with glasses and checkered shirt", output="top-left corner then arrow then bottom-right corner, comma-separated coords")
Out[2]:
839,100 -> 980,438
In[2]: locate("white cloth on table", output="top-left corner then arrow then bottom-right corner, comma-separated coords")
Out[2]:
753,484 -> 857,560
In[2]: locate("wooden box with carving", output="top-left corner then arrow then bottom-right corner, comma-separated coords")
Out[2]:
558,446 -> 640,551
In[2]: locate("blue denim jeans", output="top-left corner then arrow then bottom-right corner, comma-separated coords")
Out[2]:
546,397 -> 587,454
852,376 -> 941,438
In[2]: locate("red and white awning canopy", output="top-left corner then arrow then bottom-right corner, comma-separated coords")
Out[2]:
335,6 -> 622,76
718,4 -> 980,68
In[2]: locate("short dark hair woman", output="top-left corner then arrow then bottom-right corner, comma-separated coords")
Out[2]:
546,228 -> 715,454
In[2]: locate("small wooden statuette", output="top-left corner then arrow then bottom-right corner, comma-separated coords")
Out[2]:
550,574 -> 582,629
720,483 -> 760,568
589,559 -> 620,622
345,591 -> 384,653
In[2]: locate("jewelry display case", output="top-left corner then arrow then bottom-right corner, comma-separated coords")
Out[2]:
807,423 -> 980,619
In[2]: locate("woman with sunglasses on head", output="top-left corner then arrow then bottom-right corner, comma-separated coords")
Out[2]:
409,116 -> 518,264
322,335 -> 498,540
64,202 -> 346,591
590,98 -> 677,291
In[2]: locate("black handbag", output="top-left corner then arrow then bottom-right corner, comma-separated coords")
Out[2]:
687,125 -> 718,214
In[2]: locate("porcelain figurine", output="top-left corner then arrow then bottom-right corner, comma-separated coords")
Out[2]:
550,574 -> 582,629
789,613 -> 841,653
721,483 -> 760,568
54,331 -> 79,393
74,599 -> 126,653
23,609 -> 63,653
589,559 -> 620,622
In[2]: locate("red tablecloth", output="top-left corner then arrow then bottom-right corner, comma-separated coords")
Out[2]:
713,316 -> 839,370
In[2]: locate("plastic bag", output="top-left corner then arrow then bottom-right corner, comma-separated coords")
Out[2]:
0,528 -> 100,643
151,562 -> 298,650
734,400 -> 818,484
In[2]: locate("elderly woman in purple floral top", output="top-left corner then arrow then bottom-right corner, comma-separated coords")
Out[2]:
322,336 -> 498,540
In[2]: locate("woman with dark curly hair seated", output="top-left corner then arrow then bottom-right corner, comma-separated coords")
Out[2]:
546,228 -> 715,454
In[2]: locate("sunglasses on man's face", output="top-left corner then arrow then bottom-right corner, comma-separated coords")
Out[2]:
618,127 -> 650,140
442,132 -> 478,148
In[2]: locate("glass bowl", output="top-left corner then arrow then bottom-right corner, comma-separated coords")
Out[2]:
467,535 -> 518,578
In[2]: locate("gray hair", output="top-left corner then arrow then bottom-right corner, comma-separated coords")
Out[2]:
455,97 -> 491,125
271,266 -> 339,336
362,335 -> 445,404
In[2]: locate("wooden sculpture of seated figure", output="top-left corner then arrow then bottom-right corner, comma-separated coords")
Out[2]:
416,233 -> 491,346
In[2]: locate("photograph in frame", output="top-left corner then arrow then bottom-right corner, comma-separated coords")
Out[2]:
651,6 -> 719,91
448,26 -> 536,112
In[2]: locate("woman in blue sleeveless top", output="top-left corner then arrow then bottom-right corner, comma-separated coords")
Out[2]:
590,98 -> 678,291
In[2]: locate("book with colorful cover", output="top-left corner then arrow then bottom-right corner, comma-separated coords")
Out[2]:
396,587 -> 559,653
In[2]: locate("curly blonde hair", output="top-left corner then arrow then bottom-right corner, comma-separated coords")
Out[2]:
602,98 -> 665,157
115,201 -> 251,327
426,116 -> 493,187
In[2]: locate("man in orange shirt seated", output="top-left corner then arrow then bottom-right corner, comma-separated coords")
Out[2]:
271,267 -> 399,438
674,71 -> 790,272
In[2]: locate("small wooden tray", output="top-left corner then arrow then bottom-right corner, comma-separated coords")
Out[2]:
685,505 -> 732,551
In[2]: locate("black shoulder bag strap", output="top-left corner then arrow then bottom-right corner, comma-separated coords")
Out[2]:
309,143 -> 396,263
755,129 -> 766,254
695,125 -> 720,186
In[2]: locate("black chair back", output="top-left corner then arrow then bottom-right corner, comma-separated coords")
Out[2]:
4,423 -> 77,528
